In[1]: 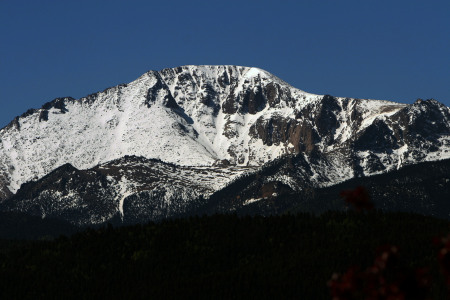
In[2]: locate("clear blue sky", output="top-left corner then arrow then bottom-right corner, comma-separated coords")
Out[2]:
1,0 -> 449,128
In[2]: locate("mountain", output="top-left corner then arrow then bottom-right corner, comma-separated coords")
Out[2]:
1,156 -> 253,225
0,65 -> 449,225
200,157 -> 450,219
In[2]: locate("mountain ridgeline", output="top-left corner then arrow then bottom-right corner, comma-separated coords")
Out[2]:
0,65 -> 449,226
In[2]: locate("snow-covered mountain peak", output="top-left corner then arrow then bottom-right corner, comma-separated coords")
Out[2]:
1,65 -> 449,203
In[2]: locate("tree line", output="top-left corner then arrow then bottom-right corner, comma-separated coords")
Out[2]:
1,210 -> 449,299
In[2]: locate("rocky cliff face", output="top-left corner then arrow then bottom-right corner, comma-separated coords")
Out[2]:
0,65 -> 449,224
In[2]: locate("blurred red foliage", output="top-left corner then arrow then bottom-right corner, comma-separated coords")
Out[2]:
328,245 -> 431,300
340,186 -> 374,212
434,234 -> 450,291
328,187 -> 450,299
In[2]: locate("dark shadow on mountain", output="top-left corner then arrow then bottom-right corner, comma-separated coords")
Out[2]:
0,211 -> 78,240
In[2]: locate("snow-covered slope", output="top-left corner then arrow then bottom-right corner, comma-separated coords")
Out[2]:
0,66 -> 303,196
1,65 -> 450,207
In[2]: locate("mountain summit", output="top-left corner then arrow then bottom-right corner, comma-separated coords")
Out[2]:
1,65 -> 449,224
